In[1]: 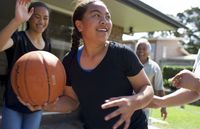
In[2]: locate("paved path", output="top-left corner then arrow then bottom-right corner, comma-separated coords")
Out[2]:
40,112 -> 164,129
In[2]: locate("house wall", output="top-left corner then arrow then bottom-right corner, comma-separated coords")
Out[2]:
122,38 -> 188,66
154,39 -> 183,63
109,24 -> 124,42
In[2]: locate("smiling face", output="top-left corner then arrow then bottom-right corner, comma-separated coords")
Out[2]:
28,6 -> 49,34
136,42 -> 149,64
75,1 -> 112,44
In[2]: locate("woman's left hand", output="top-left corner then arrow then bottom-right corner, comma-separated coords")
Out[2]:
101,96 -> 138,129
17,96 -> 43,111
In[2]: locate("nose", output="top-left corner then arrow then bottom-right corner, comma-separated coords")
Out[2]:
99,16 -> 107,25
39,19 -> 44,24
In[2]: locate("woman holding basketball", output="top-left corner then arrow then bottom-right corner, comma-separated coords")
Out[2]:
54,0 -> 154,129
0,0 -> 51,129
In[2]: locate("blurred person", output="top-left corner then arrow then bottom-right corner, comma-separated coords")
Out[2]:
135,38 -> 167,120
0,0 -> 51,129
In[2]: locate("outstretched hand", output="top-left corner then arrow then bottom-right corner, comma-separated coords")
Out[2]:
15,0 -> 34,24
171,69 -> 199,91
101,96 -> 139,129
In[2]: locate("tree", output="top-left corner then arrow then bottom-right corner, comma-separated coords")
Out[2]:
147,7 -> 200,54
176,7 -> 200,54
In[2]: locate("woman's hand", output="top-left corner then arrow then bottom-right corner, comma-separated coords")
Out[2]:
14,0 -> 34,24
101,96 -> 140,129
17,96 -> 59,112
172,69 -> 199,92
17,96 -> 43,111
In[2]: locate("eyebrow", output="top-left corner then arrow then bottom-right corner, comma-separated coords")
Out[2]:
34,13 -> 49,17
89,9 -> 110,15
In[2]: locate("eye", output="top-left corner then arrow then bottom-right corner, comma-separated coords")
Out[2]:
43,17 -> 49,21
93,14 -> 100,18
33,14 -> 41,19
105,15 -> 111,20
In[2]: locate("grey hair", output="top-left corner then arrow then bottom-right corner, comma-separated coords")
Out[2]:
135,38 -> 151,53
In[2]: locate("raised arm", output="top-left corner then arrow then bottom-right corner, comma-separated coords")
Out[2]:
0,0 -> 33,51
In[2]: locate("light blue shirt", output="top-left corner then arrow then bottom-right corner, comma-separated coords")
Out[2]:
143,58 -> 164,91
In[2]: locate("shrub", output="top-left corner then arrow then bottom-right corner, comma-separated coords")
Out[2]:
162,65 -> 193,90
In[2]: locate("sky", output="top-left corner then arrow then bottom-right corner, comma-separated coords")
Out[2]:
140,0 -> 200,16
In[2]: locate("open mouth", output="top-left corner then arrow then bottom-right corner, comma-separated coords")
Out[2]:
96,28 -> 108,32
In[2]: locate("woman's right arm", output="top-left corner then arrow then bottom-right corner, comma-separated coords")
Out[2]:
0,0 -> 33,51
148,88 -> 200,108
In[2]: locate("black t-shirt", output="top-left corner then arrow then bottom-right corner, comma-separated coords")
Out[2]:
62,42 -> 147,129
4,31 -> 51,113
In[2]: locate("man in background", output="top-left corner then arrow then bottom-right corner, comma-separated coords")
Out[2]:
135,38 -> 167,121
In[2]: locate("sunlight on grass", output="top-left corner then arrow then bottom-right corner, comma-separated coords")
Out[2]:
150,105 -> 200,129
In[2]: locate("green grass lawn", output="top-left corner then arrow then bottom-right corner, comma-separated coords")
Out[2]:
150,105 -> 200,129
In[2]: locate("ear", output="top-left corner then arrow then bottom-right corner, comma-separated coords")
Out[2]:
75,20 -> 83,32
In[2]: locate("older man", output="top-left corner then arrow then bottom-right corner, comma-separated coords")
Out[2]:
135,38 -> 167,120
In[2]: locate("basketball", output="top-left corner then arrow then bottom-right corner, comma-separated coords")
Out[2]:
11,51 -> 66,106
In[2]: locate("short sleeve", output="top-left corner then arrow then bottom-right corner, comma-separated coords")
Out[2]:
10,31 -> 20,47
122,45 -> 143,76
62,51 -> 76,86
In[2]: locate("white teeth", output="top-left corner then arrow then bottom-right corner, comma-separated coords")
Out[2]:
97,28 -> 107,32
37,24 -> 44,27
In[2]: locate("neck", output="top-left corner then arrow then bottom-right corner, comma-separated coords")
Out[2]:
26,30 -> 42,41
83,41 -> 109,58
25,30 -> 45,49
140,57 -> 148,64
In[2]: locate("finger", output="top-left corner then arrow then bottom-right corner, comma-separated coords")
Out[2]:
105,109 -> 121,121
102,100 -> 122,109
113,118 -> 124,129
168,77 -> 174,83
21,0 -> 31,5
27,103 -> 42,111
28,7 -> 34,17
28,105 -> 42,111
54,97 -> 59,104
105,97 -> 121,102
123,119 -> 130,129
16,0 -> 20,7
17,96 -> 27,105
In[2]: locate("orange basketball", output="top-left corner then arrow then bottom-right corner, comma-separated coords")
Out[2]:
11,51 -> 66,106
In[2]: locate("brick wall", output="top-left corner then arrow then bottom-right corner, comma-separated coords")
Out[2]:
109,24 -> 124,43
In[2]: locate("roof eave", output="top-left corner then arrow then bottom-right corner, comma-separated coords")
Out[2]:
116,0 -> 187,29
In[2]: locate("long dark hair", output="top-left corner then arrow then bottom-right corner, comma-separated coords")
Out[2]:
26,2 -> 50,39
71,0 -> 105,52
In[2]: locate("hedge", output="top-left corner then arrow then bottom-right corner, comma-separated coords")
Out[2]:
162,65 -> 193,90
162,65 -> 200,106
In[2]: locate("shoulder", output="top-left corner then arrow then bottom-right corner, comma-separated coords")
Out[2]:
149,59 -> 158,66
62,50 -> 76,66
109,41 -> 132,50
11,31 -> 25,40
148,59 -> 161,70
109,41 -> 135,55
